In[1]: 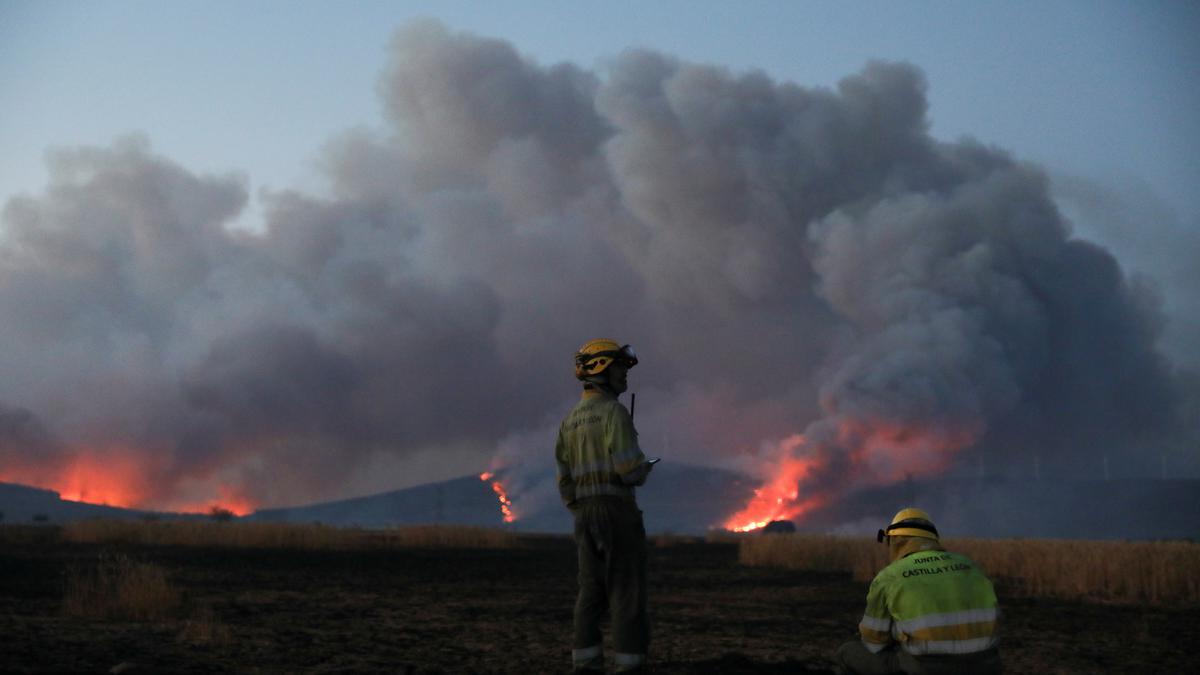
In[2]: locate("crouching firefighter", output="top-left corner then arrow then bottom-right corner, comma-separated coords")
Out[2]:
556,339 -> 655,673
835,508 -> 1002,675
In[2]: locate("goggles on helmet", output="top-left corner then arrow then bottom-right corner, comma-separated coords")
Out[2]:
580,344 -> 638,369
612,344 -> 638,367
876,519 -> 939,543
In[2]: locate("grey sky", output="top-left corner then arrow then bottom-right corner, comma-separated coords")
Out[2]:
2,1 -> 1197,219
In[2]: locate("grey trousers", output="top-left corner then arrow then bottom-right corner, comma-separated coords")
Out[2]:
573,497 -> 649,671
835,641 -> 1002,675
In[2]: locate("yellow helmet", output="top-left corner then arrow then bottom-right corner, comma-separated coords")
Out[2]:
876,507 -> 940,543
574,339 -> 638,380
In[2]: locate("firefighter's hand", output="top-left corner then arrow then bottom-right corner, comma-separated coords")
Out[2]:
620,460 -> 654,486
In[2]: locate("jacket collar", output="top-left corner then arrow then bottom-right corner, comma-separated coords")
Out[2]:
582,384 -> 617,399
892,537 -> 945,562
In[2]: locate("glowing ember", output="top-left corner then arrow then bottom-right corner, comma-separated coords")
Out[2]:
723,454 -> 825,532
480,472 -> 516,523
173,491 -> 258,517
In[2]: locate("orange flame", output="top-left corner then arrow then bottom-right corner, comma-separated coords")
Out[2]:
479,472 -> 516,523
723,420 -> 981,532
0,446 -> 257,516
54,451 -> 152,507
0,447 -> 157,508
723,450 -> 826,532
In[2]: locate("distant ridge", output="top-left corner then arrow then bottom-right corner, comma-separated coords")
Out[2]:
3,471 -> 1197,539
0,463 -> 758,533
246,462 -> 759,534
246,474 -> 503,528
0,482 -> 184,524
242,466 -> 1200,539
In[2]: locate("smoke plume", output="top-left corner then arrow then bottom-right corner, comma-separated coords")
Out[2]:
1,20 -> 1194,514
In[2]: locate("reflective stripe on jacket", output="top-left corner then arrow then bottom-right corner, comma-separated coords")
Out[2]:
556,389 -> 644,505
859,546 -> 1000,656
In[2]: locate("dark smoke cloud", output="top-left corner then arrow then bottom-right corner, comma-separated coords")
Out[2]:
0,21 -> 1195,510
0,405 -> 60,470
808,160 -> 1179,483
1051,172 -> 1200,371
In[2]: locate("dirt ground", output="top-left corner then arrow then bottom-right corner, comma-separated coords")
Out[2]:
1,530 -> 1196,673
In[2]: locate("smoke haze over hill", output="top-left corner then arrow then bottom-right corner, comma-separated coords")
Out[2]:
1,21 -> 1196,517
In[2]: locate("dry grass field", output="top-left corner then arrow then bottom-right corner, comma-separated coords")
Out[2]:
62,552 -> 180,621
739,534 -> 1200,605
62,520 -> 518,550
1,522 -> 1197,673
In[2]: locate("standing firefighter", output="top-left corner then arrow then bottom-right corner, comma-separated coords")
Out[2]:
557,339 -> 655,673
835,508 -> 1002,675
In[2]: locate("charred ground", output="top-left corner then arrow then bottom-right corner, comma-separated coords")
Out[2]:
1,530 -> 1195,673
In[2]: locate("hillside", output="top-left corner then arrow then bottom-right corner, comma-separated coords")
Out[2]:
4,469 -> 1198,539
247,462 -> 759,534
0,482 -> 172,524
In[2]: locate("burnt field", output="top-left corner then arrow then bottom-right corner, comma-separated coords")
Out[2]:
1,529 -> 1196,674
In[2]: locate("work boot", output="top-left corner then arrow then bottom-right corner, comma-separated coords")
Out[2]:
614,652 -> 646,673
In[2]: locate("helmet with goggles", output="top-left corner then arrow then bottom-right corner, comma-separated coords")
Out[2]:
876,507 -> 939,543
575,339 -> 638,380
